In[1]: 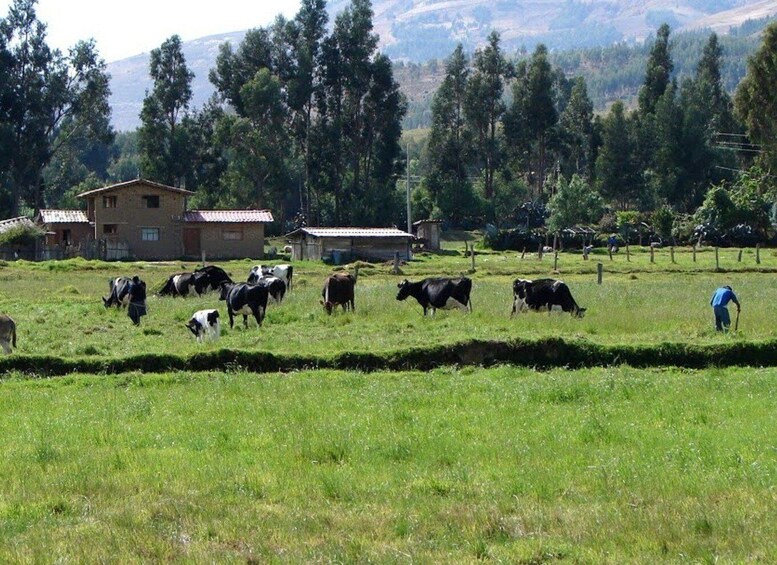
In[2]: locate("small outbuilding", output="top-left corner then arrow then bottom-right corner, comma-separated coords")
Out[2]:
286,227 -> 414,263
36,209 -> 92,249
182,210 -> 274,259
413,219 -> 443,251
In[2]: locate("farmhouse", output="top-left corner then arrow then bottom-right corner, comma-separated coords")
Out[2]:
29,179 -> 274,260
286,227 -> 415,262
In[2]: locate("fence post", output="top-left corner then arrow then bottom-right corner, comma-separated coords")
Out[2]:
756,243 -> 761,265
554,251 -> 558,271
692,245 -> 696,263
471,243 -> 476,272
650,245 -> 654,263
626,244 -> 630,262
538,243 -> 543,260
670,246 -> 675,264
597,262 -> 603,285
608,247 -> 613,261
201,251 -> 207,266
521,247 -> 526,260
738,249 -> 743,262
715,247 -> 720,271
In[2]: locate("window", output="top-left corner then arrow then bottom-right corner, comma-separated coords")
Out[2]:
141,228 -> 160,241
103,224 -> 118,235
103,195 -> 117,208
142,195 -> 160,208
223,229 -> 243,241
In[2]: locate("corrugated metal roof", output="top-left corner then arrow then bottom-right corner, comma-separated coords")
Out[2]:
288,227 -> 414,239
184,210 -> 274,223
413,219 -> 443,226
0,216 -> 36,235
76,178 -> 195,198
38,209 -> 89,224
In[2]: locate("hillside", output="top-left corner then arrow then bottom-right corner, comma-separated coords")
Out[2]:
106,0 -> 777,131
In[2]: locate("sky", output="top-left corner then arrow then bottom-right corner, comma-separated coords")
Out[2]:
3,0 -> 302,62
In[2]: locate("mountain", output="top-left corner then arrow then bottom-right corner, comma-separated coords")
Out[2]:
106,0 -> 777,131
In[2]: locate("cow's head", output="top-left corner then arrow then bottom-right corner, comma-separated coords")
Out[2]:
396,280 -> 412,301
102,296 -> 111,308
185,318 -> 202,337
320,299 -> 335,315
218,281 -> 233,301
574,307 -> 587,319
192,272 -> 210,295
513,279 -> 531,299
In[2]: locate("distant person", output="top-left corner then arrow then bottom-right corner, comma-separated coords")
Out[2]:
607,234 -> 618,253
128,275 -> 147,326
710,285 -> 740,332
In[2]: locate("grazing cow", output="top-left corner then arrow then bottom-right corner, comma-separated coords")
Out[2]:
249,264 -> 293,291
159,273 -> 198,297
511,278 -> 586,317
193,265 -> 233,293
218,282 -> 269,328
103,276 -> 132,308
255,275 -> 287,304
321,273 -> 356,314
0,314 -> 16,354
186,309 -> 221,342
396,277 -> 472,316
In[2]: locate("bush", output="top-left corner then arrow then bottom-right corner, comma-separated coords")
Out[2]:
0,224 -> 45,246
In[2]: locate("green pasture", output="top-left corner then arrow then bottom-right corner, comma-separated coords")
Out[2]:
0,247 -> 776,362
0,366 -> 774,562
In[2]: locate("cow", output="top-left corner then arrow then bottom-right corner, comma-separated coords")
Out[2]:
396,277 -> 472,316
103,276 -> 132,308
159,273 -> 198,297
511,278 -> 586,317
0,314 -> 16,354
186,309 -> 221,342
218,282 -> 269,328
249,264 -> 293,291
255,275 -> 287,304
193,265 -> 233,293
321,273 -> 356,314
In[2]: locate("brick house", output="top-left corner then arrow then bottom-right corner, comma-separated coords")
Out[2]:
32,179 -> 273,260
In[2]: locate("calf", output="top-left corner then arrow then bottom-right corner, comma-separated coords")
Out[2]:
186,309 -> 221,342
321,273 -> 356,314
0,314 -> 16,354
396,277 -> 472,316
219,282 -> 269,328
103,276 -> 132,308
249,264 -> 293,291
511,278 -> 585,317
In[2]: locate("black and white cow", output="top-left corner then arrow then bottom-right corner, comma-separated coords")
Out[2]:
193,265 -> 233,292
256,276 -> 287,304
186,309 -> 221,342
103,276 -> 132,308
396,277 -> 472,316
249,264 -> 293,291
511,278 -> 586,317
0,313 -> 16,354
218,282 -> 269,328
159,273 -> 199,297
321,273 -> 356,314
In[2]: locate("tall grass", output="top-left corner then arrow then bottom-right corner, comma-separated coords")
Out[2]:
0,366 -> 773,561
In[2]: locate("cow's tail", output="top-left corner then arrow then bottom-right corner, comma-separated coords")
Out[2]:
287,266 -> 293,291
11,322 -> 16,348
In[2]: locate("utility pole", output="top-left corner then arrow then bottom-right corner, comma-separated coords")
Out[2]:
406,142 -> 412,234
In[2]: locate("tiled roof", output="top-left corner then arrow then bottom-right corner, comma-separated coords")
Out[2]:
184,210 -> 274,223
76,178 -> 195,198
0,216 -> 36,235
38,209 -> 89,224
413,219 -> 443,226
287,227 -> 414,239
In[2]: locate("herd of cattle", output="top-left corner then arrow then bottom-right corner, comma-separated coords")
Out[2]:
0,264 -> 585,353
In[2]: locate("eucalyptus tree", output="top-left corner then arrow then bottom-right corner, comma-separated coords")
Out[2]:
0,0 -> 112,215
138,35 -> 194,186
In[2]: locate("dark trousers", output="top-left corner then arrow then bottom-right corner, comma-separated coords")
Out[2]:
713,305 -> 730,331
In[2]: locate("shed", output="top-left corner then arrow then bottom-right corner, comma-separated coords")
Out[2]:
413,219 -> 443,250
183,210 -> 274,259
36,209 -> 91,248
286,227 -> 414,262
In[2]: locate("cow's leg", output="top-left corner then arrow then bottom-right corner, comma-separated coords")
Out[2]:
1,340 -> 11,354
253,308 -> 264,327
243,314 -> 249,328
228,310 -> 235,329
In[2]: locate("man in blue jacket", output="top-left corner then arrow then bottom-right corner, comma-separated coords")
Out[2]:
710,285 -> 740,332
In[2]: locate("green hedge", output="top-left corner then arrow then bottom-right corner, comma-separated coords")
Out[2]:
3,338 -> 777,377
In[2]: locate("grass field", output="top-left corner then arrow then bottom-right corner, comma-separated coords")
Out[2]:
1,248 -> 776,561
0,366 -> 774,562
